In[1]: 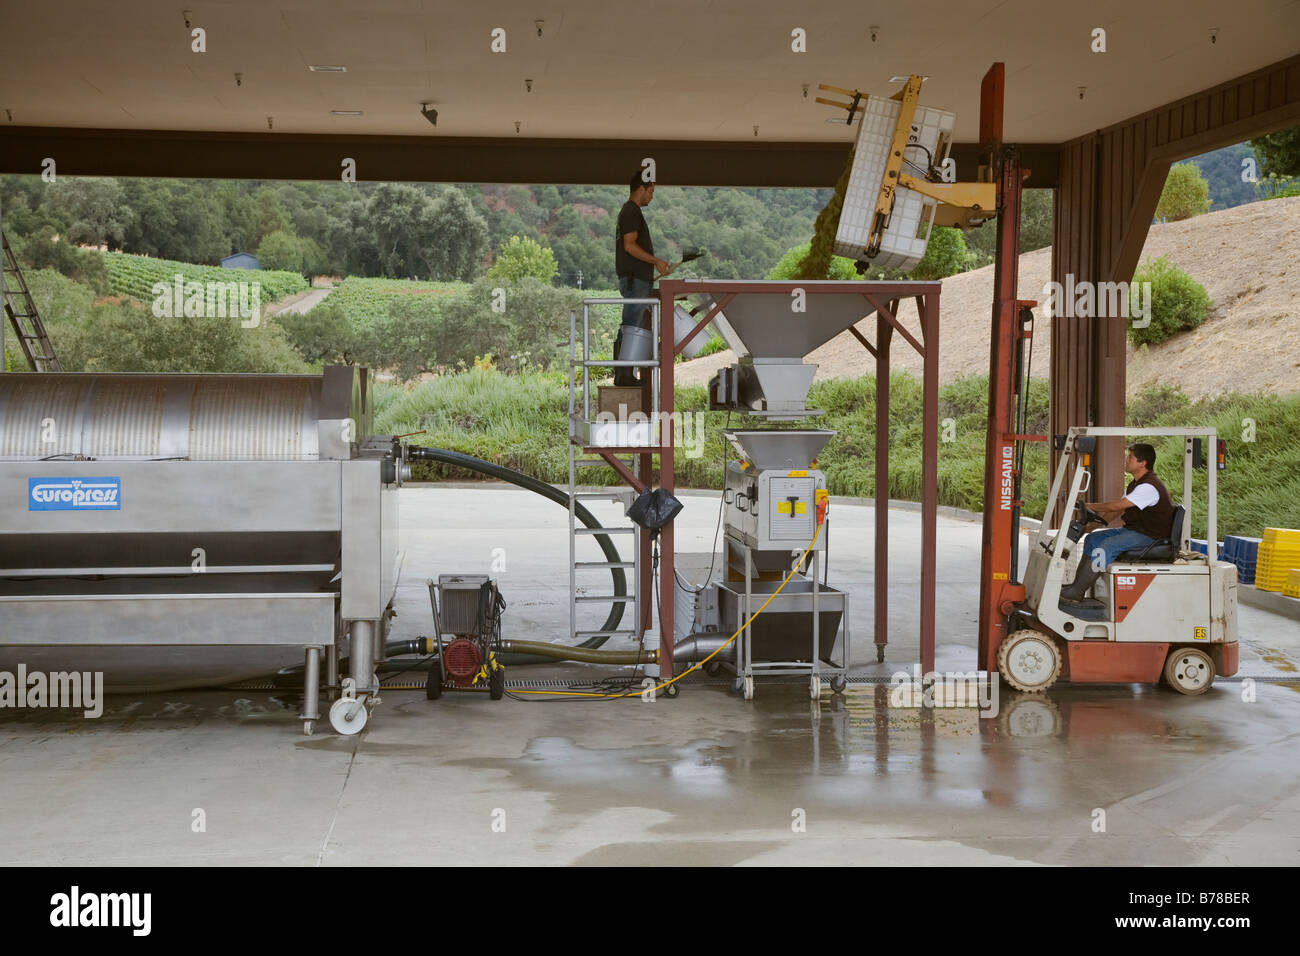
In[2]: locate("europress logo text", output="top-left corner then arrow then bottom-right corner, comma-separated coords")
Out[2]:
28,477 -> 121,511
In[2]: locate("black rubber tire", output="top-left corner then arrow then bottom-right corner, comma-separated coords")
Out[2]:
662,682 -> 679,699
426,663 -> 443,700
488,667 -> 505,700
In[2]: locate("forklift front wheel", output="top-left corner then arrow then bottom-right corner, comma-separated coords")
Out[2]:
1163,647 -> 1215,696
997,629 -> 1062,694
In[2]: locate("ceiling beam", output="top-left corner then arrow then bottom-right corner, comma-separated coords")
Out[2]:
0,126 -> 1061,188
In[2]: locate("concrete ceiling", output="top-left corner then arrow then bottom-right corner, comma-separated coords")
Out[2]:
3,0 -> 1299,145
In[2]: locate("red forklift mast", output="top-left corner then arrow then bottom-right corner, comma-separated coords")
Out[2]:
976,64 -> 1047,674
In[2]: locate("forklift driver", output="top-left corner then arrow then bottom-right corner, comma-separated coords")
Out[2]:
1059,442 -> 1175,604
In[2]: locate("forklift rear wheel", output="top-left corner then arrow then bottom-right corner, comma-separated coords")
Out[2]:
426,664 -> 443,700
488,667 -> 505,700
997,629 -> 1062,693
1163,647 -> 1215,696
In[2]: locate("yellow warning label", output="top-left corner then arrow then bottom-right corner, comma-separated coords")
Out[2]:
1194,626 -> 1207,640
776,501 -> 808,515
787,470 -> 808,477
993,572 -> 1008,581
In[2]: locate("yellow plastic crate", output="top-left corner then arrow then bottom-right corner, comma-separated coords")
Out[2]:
1285,570 -> 1300,600
1262,527 -> 1300,546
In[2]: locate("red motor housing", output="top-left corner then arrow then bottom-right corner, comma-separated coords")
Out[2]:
443,637 -> 482,686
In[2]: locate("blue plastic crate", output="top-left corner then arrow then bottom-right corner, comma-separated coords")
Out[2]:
1224,535 -> 1263,565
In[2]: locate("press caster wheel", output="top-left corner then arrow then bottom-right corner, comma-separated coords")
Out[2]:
662,682 -> 679,699
810,675 -> 822,701
488,668 -> 505,701
830,675 -> 847,694
743,677 -> 755,701
302,720 -> 314,737
876,646 -> 885,663
731,677 -> 746,695
426,664 -> 443,700
329,696 -> 368,735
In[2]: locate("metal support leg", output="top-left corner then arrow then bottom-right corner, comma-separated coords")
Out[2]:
350,620 -> 375,695
302,645 -> 321,718
301,645 -> 321,736
326,643 -> 339,700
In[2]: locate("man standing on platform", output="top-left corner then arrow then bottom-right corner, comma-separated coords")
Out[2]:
613,171 -> 672,386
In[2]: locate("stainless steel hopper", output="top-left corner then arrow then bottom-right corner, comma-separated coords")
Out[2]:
701,284 -> 876,419
724,429 -> 836,471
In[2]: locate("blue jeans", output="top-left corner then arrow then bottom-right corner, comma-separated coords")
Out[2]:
1081,526 -> 1157,572
618,274 -> 653,328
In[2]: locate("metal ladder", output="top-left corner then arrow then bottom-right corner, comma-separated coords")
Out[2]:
2,231 -> 62,371
566,299 -> 662,655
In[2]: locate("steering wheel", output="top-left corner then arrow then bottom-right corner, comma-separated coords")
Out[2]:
1074,500 -> 1104,526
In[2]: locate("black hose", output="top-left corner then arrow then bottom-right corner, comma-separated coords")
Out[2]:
406,446 -> 627,664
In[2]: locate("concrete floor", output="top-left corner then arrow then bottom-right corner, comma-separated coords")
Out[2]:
2,485 -> 1298,866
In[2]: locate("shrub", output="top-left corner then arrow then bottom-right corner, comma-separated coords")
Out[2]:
1127,382 -> 1191,426
1156,163 -> 1211,221
767,240 -> 859,281
909,226 -> 968,280
486,235 -> 558,284
1127,255 -> 1212,346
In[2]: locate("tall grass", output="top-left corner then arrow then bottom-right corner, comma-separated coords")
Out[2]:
375,370 -> 1300,537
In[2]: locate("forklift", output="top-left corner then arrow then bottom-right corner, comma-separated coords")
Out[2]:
1000,427 -> 1239,695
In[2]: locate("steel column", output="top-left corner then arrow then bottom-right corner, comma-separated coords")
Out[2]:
874,313 -> 892,664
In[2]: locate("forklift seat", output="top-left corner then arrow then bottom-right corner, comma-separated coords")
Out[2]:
1116,505 -> 1185,563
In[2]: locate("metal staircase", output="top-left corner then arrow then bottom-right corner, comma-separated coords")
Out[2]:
2,231 -> 62,372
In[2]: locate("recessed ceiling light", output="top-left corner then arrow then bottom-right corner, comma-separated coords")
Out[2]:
309,65 -> 348,73
331,110 -> 363,116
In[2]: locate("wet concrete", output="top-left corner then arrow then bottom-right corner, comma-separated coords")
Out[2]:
1,677 -> 1298,865
2,486 -> 1298,865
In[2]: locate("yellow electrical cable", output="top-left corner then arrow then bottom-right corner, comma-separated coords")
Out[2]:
512,511 -> 828,699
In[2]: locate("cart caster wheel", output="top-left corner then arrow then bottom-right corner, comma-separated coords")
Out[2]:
810,675 -> 822,701
489,668 -> 505,701
426,664 -> 442,700
731,677 -> 745,695
662,682 -> 679,699
830,675 -> 847,694
302,721 -> 314,737
743,677 -> 755,701
329,696 -> 368,735
876,646 -> 885,663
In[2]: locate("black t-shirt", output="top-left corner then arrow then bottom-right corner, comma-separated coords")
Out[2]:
615,200 -> 653,282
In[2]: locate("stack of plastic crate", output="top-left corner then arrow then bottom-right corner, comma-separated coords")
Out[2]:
1256,528 -> 1300,593
1284,569 -> 1300,600
1220,535 -> 1262,585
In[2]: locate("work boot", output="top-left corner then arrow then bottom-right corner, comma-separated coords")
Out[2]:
1060,562 -> 1102,602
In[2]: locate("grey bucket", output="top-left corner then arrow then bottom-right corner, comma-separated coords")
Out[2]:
618,325 -> 654,363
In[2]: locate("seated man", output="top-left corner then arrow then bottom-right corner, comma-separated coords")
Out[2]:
1059,442 -> 1175,604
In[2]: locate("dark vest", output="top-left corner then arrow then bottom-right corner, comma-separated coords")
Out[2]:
1123,471 -> 1174,541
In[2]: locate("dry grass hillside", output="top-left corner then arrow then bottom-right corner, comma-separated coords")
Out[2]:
676,195 -> 1300,398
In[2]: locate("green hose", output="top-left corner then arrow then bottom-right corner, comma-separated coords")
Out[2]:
500,640 -> 653,665
406,446 -> 630,665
